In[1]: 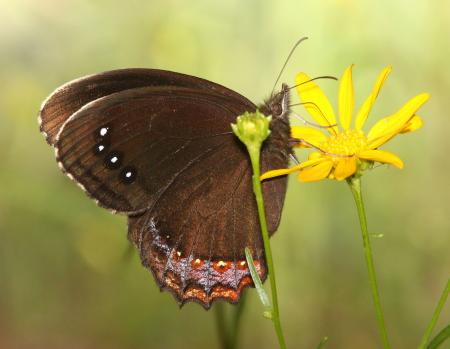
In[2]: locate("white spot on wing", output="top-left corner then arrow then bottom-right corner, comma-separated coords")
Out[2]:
99,127 -> 108,136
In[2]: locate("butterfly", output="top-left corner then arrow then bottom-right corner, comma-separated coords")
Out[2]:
39,68 -> 292,308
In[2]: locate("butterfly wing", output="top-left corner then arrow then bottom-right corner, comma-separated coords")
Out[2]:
39,68 -> 252,146
52,80 -> 290,308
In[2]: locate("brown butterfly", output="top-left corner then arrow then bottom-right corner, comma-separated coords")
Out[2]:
39,68 -> 291,308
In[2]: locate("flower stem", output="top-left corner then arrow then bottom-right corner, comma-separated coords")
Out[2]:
347,176 -> 391,349
229,292 -> 247,349
231,111 -> 286,348
418,278 -> 450,349
215,302 -> 230,349
215,297 -> 247,349
248,145 -> 287,349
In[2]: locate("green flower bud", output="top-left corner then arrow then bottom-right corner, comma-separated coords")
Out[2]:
231,111 -> 272,152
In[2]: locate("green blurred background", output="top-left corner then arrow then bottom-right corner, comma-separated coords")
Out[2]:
1,0 -> 449,348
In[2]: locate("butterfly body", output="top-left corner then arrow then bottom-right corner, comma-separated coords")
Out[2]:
39,69 -> 291,308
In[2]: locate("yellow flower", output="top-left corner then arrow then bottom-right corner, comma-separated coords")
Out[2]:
261,65 -> 430,182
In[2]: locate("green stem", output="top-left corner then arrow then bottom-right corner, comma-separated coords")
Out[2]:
215,297 -> 246,349
418,278 -> 450,349
348,176 -> 391,349
229,292 -> 247,349
248,145 -> 287,349
215,302 -> 230,349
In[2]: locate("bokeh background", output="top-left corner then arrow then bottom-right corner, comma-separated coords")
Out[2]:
1,0 -> 449,348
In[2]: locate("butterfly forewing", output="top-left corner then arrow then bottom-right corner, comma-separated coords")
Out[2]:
40,68 -> 254,146
55,86 -> 255,213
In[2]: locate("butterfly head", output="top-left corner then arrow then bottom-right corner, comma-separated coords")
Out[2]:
257,84 -> 292,160
260,84 -> 291,122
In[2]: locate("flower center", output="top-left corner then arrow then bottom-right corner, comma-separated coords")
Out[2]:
321,129 -> 367,156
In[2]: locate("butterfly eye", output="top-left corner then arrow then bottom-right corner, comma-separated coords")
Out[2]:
272,103 -> 282,116
120,166 -> 137,184
104,151 -> 122,169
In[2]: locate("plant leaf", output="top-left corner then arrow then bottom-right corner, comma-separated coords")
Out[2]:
245,247 -> 272,316
427,324 -> 450,349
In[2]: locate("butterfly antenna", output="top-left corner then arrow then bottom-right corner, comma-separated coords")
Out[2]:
271,37 -> 309,97
290,101 -> 337,133
292,111 -> 337,129
287,75 -> 337,91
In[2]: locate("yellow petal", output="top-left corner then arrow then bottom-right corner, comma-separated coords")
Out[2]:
367,132 -> 397,150
355,66 -> 392,130
338,65 -> 354,130
358,149 -> 404,169
298,160 -> 334,182
260,157 -> 327,180
333,157 -> 357,180
367,93 -> 430,148
290,126 -> 328,148
296,72 -> 338,134
260,167 -> 299,180
400,115 -> 423,133
308,151 -> 323,160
